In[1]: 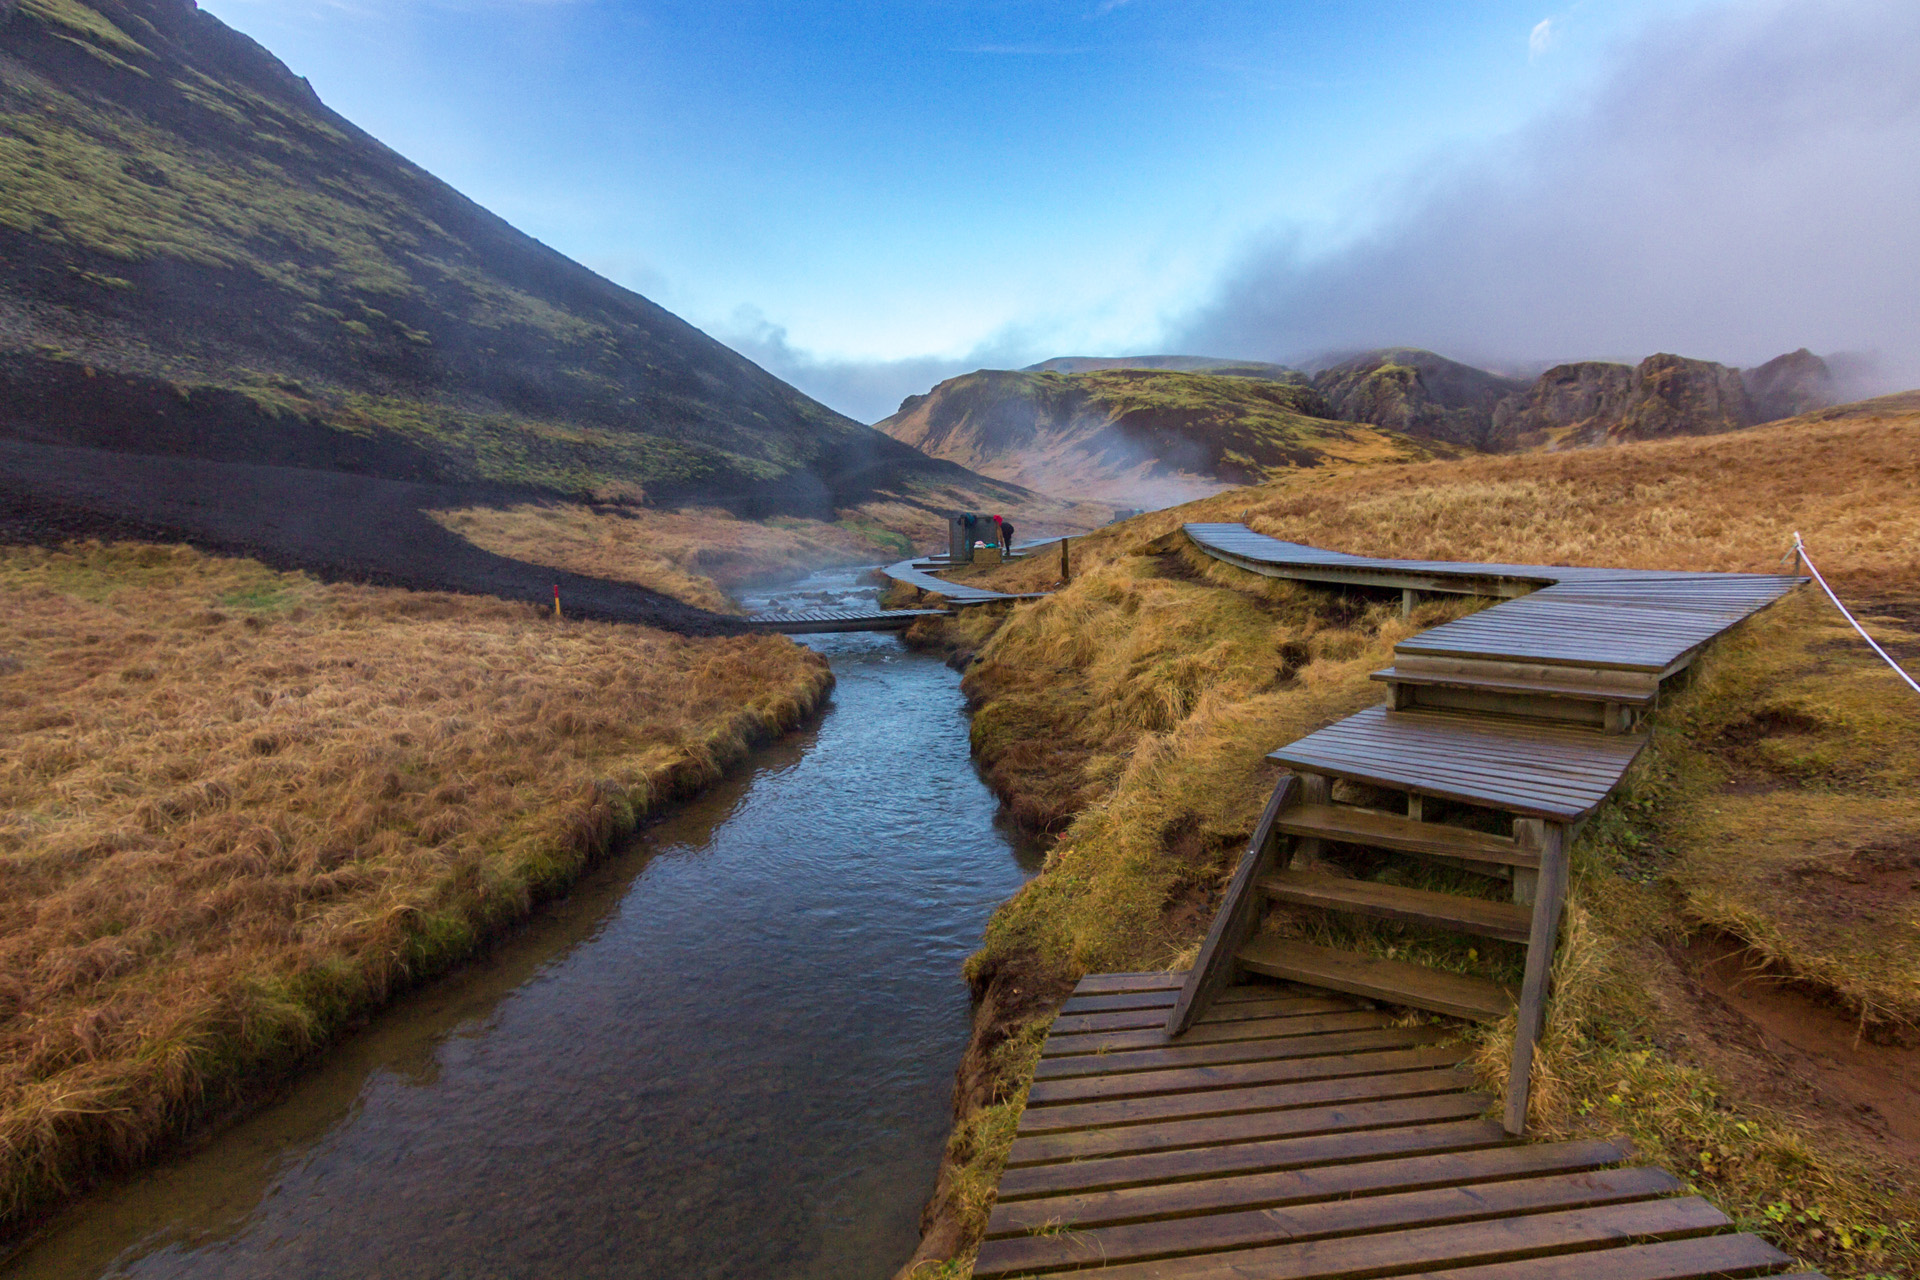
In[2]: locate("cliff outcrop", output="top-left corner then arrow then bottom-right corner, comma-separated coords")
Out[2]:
1310,348 -> 1529,449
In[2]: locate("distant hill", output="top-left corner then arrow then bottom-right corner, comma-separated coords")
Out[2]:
1489,349 -> 1840,449
875,368 -> 1460,507
0,0 -> 1070,622
1309,349 -> 1531,450
1024,355 -> 1303,381
1302,347 -> 1849,453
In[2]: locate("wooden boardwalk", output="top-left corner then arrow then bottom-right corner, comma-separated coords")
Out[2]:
883,554 -> 1054,606
975,971 -> 1817,1280
744,606 -> 950,634
966,527 -> 1818,1278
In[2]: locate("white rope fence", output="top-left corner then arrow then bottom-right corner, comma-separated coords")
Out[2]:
1790,531 -> 1920,695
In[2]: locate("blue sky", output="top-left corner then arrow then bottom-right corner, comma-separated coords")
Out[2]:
202,0 -> 1919,420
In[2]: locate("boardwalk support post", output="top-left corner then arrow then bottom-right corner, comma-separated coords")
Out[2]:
1165,773 -> 1300,1038
1505,818 -> 1569,1135
1287,773 -> 1332,870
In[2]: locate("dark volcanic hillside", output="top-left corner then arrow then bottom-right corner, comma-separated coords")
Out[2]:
876,368 -> 1459,505
0,0 -> 1054,603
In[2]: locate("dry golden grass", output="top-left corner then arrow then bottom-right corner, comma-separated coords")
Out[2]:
959,406 -> 1920,600
925,408 -> 1920,1277
430,483 -> 1115,617
0,541 -> 831,1229
426,504 -> 918,612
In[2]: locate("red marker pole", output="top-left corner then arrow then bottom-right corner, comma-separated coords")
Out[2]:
553,584 -> 562,620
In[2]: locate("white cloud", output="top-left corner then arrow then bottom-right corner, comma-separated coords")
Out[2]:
1529,17 -> 1557,61
1172,0 -> 1920,389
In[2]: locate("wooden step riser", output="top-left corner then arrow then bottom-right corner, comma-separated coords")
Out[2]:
1274,804 -> 1535,871
1377,657 -> 1661,702
1237,937 -> 1516,1023
1396,682 -> 1610,725
1391,683 -> 1645,735
1258,872 -> 1533,944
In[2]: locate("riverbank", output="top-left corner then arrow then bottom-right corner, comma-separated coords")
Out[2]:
897,405 -> 1920,1279
0,540 -> 833,1237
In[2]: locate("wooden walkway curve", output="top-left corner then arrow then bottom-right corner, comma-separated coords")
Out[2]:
969,526 -> 1819,1279
882,555 -> 1051,606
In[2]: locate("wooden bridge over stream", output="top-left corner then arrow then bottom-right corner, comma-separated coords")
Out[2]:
746,545 -> 1057,633
971,522 -> 1820,1280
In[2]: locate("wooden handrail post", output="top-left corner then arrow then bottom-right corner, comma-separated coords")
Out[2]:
1165,773 -> 1301,1038
1504,819 -> 1569,1135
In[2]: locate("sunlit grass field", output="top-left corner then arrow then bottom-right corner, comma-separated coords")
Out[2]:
0,542 -> 832,1229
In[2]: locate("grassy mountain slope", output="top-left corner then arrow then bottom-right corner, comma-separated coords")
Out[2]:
877,367 -> 1461,507
0,0 -> 1090,617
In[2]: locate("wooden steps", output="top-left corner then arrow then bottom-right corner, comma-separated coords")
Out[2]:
1236,937 -> 1517,1021
1373,661 -> 1659,732
1275,803 -> 1533,870
1269,707 -> 1648,823
1259,870 -> 1533,943
1371,663 -> 1661,707
975,972 -> 1819,1280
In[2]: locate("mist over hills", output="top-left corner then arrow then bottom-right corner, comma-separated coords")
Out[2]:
0,0 -> 1066,622
875,366 -> 1460,507
878,346 -> 1849,509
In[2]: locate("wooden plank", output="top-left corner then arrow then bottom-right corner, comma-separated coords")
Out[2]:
1275,803 -> 1533,868
1048,995 -> 1354,1035
1259,871 -> 1533,943
1384,1233 -> 1796,1280
994,1118 -> 1512,1200
1060,990 -> 1179,1014
1006,1092 -> 1495,1167
1166,775 -> 1300,1037
1075,971 -> 1189,995
1202,994 -> 1363,1022
985,1136 -> 1631,1236
1025,1044 -> 1473,1107
1032,1026 -> 1452,1081
1043,1009 -> 1395,1058
1505,821 -> 1569,1135
1018,1065 -> 1475,1135
1052,1007 -> 1190,1034
997,1196 -> 1732,1280
971,1167 -> 1679,1279
1236,937 -> 1517,1021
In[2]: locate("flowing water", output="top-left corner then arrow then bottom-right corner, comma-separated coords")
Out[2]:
4,569 -> 1040,1280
